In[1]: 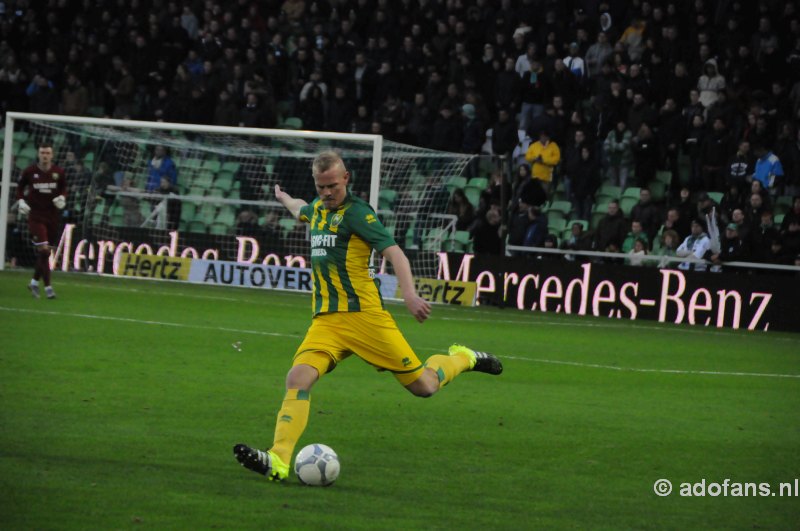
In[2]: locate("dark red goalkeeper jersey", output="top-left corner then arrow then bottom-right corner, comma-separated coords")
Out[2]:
16,163 -> 67,216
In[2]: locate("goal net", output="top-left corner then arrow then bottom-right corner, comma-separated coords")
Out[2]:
1,113 -> 473,279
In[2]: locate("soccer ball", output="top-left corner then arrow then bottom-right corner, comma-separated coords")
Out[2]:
294,443 -> 340,486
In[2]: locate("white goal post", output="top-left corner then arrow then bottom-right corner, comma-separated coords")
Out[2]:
1,112 -> 473,278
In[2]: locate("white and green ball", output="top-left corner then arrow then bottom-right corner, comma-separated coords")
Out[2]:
294,444 -> 340,486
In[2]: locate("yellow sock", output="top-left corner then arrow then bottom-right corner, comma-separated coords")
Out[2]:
425,354 -> 471,388
270,389 -> 310,465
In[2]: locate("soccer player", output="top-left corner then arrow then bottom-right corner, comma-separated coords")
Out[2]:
234,150 -> 503,481
16,142 -> 67,299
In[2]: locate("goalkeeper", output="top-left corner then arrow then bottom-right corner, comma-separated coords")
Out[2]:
15,142 -> 67,299
234,150 -> 503,481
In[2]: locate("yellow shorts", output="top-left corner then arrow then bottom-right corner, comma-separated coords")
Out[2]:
293,309 -> 425,385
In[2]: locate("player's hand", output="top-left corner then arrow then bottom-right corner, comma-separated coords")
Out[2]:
52,195 -> 66,209
17,199 -> 30,215
274,184 -> 290,203
405,295 -> 431,323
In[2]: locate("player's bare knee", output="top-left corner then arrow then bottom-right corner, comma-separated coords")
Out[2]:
405,372 -> 439,398
286,364 -> 319,391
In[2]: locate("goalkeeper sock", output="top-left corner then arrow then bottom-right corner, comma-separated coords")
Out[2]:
270,388 -> 310,466
36,253 -> 51,286
425,354 -> 471,388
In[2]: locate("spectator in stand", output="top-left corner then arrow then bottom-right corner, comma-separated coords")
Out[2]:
585,32 -> 613,78
700,118 -> 734,193
561,222 -> 593,261
697,59 -> 726,108
569,145 -> 600,222
213,90 -> 240,126
711,222 -> 750,271
604,120 -> 633,191
684,114 -> 706,191
593,199 -> 627,253
519,60 -> 549,135
752,143 -> 785,199
26,72 -> 59,114
627,237 -> 648,266
61,73 -> 89,117
145,145 -> 178,193
525,130 -> 560,190
521,206 -> 549,248
676,219 -> 712,272
446,188 -> 476,232
430,104 -> 462,152
494,57 -> 522,115
657,98 -> 683,188
750,210 -> 780,263
631,123 -> 658,188
656,229 -> 680,268
781,197 -> 800,233
471,205 -> 503,256
781,216 -> 800,260
622,220 -> 649,254
491,107 -> 519,160
630,188 -> 661,244
727,140 -> 754,194
659,207 -> 690,243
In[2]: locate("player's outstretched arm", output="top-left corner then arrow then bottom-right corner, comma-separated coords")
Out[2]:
381,245 -> 431,323
274,184 -> 307,220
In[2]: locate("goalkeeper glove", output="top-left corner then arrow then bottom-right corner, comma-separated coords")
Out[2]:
53,195 -> 66,209
17,199 -> 31,215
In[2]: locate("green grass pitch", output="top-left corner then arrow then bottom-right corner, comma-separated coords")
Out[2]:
1,270 -> 798,530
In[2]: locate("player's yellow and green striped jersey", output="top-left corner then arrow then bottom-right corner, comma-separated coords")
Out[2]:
298,193 -> 396,316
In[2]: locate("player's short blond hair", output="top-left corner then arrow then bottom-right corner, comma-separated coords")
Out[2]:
312,150 -> 346,175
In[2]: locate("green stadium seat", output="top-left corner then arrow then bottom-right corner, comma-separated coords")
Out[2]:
648,180 -> 667,202
193,171 -> 215,189
183,158 -> 204,171
213,171 -> 235,195
283,117 -> 303,130
201,159 -> 221,173
548,217 -> 567,235
12,131 -> 29,145
465,177 -> 489,192
377,209 -> 396,228
544,200 -> 572,223
445,176 -> 468,193
378,188 -> 397,210
453,230 -> 473,252
195,203 -> 217,224
597,183 -> 621,202
279,217 -> 297,235
187,220 -> 207,233
464,187 -> 482,208
180,203 -> 196,223
215,206 -> 236,227
774,196 -> 793,216
655,170 -> 672,186
619,186 -> 641,215
591,202 -> 611,229
221,161 -> 241,174
208,223 -> 230,235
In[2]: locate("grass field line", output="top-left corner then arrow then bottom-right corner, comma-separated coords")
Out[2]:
4,305 -> 796,380
503,355 -> 800,379
0,306 -> 300,338
436,315 -> 800,341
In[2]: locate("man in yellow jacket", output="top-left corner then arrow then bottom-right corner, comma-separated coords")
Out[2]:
525,130 -> 561,183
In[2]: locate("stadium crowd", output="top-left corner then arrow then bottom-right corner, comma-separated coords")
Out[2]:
1,0 -> 800,268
